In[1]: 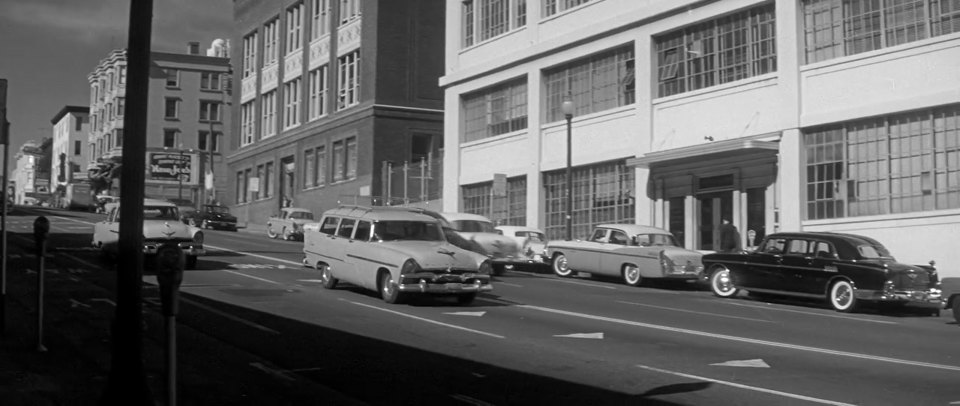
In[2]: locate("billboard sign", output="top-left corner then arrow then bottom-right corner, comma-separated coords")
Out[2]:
148,151 -> 197,185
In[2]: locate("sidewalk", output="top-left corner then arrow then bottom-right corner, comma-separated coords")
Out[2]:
0,230 -> 362,405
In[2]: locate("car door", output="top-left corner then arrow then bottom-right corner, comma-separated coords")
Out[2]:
332,218 -> 358,281
599,229 -> 631,277
567,228 -> 607,273
740,236 -> 788,290
344,220 -> 375,289
777,239 -> 815,295
784,239 -> 837,296
309,216 -> 349,280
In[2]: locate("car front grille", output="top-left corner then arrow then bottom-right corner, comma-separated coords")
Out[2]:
890,271 -> 931,290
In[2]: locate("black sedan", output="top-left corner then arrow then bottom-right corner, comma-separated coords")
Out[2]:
703,232 -> 942,313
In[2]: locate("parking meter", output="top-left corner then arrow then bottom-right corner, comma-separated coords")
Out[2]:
33,216 -> 49,352
155,244 -> 185,317
33,216 -> 49,255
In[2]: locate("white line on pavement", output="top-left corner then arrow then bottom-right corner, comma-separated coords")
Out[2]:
546,278 -> 617,290
342,299 -> 505,339
181,297 -> 280,334
519,304 -> 960,372
220,269 -> 282,285
616,300 -> 778,324
708,299 -> 899,325
204,244 -> 304,267
495,281 -> 523,288
636,364 -> 855,406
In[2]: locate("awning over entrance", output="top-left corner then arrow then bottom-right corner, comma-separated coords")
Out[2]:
626,134 -> 780,168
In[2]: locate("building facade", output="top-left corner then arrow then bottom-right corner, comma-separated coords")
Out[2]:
87,46 -> 232,206
11,139 -> 49,204
229,0 -> 445,224
442,0 -> 960,278
50,105 -> 90,192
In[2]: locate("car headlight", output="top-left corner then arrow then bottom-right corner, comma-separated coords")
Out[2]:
478,261 -> 493,275
400,259 -> 421,275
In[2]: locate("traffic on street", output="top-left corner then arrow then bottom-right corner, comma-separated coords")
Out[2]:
3,205 -> 959,405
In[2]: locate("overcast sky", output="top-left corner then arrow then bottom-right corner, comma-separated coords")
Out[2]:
0,0 -> 233,173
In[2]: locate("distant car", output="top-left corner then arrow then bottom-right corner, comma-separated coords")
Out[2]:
545,224 -> 704,286
266,207 -> 315,241
91,198 -> 205,269
496,225 -> 549,268
304,205 -> 493,304
702,232 -> 942,314
95,195 -> 119,213
181,204 -> 238,231
422,211 -> 522,276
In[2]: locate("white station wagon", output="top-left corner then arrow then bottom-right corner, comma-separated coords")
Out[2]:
92,198 -> 205,269
303,206 -> 494,304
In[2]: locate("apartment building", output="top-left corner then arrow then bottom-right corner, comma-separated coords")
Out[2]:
229,0 -> 445,223
50,106 -> 89,189
442,0 -> 960,278
87,45 -> 232,205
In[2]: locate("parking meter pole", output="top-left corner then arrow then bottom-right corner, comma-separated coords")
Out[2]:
156,246 -> 184,406
1,79 -> 10,335
34,216 -> 49,352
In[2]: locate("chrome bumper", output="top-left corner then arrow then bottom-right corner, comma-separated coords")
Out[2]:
143,243 -> 205,256
856,289 -> 942,307
398,272 -> 493,294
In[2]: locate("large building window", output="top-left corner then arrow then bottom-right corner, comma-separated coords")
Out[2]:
805,104 -> 960,220
655,4 -> 776,98
339,0 -> 361,26
543,160 -> 635,241
284,78 -> 302,129
462,78 -> 527,142
337,50 -> 360,109
462,176 -> 528,225
199,101 -> 221,122
802,0 -> 960,63
544,46 -> 634,123
164,98 -> 180,119
163,129 -> 180,148
461,0 -> 527,48
261,90 -> 278,138
201,72 -> 222,91
543,0 -> 592,17
241,101 -> 256,146
311,0 -> 330,40
263,18 -> 280,66
198,130 -> 221,152
332,136 -> 357,182
309,65 -> 328,120
286,2 -> 304,54
165,69 -> 179,88
243,31 -> 258,78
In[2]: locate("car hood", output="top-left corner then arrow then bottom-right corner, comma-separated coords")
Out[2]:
143,220 -> 198,241
380,240 -> 487,270
458,232 -> 521,257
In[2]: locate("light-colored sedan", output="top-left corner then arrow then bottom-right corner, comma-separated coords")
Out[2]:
266,207 -> 315,241
92,198 -> 205,269
544,224 -> 704,286
495,225 -> 549,267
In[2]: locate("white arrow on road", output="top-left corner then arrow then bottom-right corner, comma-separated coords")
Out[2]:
443,311 -> 486,317
70,299 -> 91,308
554,332 -> 604,339
710,359 -> 770,368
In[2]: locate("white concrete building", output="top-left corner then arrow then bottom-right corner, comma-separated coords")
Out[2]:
50,106 -> 90,188
441,0 -> 960,278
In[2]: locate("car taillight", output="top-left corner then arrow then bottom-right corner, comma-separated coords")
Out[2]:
401,259 -> 421,275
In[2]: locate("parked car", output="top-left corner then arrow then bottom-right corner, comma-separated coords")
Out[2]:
942,277 -> 960,323
702,232 -> 942,314
303,205 -> 494,304
181,204 -> 238,231
420,211 -> 522,276
266,207 -> 315,241
545,224 -> 704,286
496,225 -> 550,268
91,198 -> 205,269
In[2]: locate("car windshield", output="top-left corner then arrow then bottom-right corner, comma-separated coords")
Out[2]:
289,211 -> 314,220
373,221 -> 443,242
141,206 -> 180,221
634,233 -> 680,247
208,206 -> 230,214
517,231 -> 545,242
857,243 -> 894,259
452,220 -> 497,233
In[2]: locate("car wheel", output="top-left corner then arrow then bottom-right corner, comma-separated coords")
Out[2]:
185,255 -> 198,270
267,225 -> 278,239
379,270 -> 405,304
457,293 -> 477,305
829,279 -> 858,313
188,218 -> 197,227
709,266 -> 738,298
622,264 -> 642,287
318,263 -> 338,289
951,296 -> 960,324
552,253 -> 574,277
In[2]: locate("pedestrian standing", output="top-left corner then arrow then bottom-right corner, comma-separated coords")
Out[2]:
718,218 -> 741,253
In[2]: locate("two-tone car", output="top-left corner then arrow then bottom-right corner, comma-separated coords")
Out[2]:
702,232 -> 942,313
266,207 -> 315,241
182,204 -> 238,231
496,225 -> 550,268
92,198 -> 205,269
303,205 -> 494,304
545,224 -> 704,286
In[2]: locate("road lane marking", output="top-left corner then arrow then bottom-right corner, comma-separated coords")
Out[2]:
450,394 -> 495,406
444,311 -> 486,317
546,278 -> 617,290
203,244 -> 304,267
617,300 -> 778,324
250,362 -> 297,381
220,269 -> 282,285
710,359 -> 770,368
637,364 -> 855,406
554,332 -> 604,339
495,281 -> 523,287
178,297 -> 280,334
519,305 -> 960,372
342,299 -> 505,339
709,299 -> 899,325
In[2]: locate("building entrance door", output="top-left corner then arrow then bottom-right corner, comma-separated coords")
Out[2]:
697,191 -> 733,251
280,156 -> 295,207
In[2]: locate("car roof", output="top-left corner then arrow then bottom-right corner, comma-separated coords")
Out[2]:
282,207 -> 312,213
596,223 -> 673,235
766,231 -> 881,246
322,205 -> 442,223
103,198 -> 176,211
437,212 -> 492,222
495,225 -> 544,234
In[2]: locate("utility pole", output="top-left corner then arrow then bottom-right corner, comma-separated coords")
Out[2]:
1,78 -> 9,335
100,1 -> 154,404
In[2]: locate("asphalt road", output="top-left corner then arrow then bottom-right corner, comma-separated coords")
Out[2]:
6,206 -> 960,405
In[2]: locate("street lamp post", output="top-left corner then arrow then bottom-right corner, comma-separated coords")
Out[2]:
561,97 -> 574,241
